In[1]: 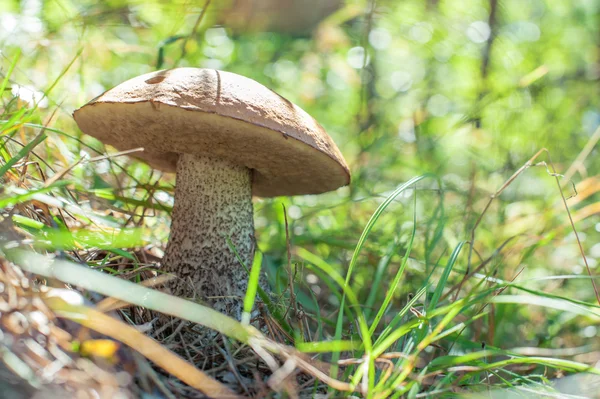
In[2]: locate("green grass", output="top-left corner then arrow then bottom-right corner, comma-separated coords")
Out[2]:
2,87 -> 599,397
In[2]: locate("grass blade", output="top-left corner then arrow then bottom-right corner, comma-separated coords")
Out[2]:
0,49 -> 20,95
47,297 -> 241,398
242,250 -> 263,325
428,241 -> 466,313
368,199 -> 417,336
0,131 -> 47,177
5,249 -> 252,342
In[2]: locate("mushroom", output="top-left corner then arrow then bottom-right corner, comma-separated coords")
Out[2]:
73,68 -> 350,319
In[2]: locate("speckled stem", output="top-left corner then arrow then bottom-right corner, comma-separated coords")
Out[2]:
162,153 -> 255,319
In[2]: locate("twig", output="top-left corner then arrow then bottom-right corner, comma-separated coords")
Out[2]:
543,151 -> 600,305
267,358 -> 298,397
44,147 -> 145,188
219,337 -> 251,397
445,236 -> 517,302
474,0 -> 498,128
460,148 -> 548,300
252,337 -> 357,394
563,124 -> 600,184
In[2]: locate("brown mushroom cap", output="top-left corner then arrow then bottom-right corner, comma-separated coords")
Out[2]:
73,68 -> 350,197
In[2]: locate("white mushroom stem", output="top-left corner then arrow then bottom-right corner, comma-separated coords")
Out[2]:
162,153 -> 257,318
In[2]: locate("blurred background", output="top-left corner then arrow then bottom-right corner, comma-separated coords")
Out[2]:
1,0 -> 599,359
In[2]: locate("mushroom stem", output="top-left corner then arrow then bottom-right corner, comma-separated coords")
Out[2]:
162,153 -> 256,319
